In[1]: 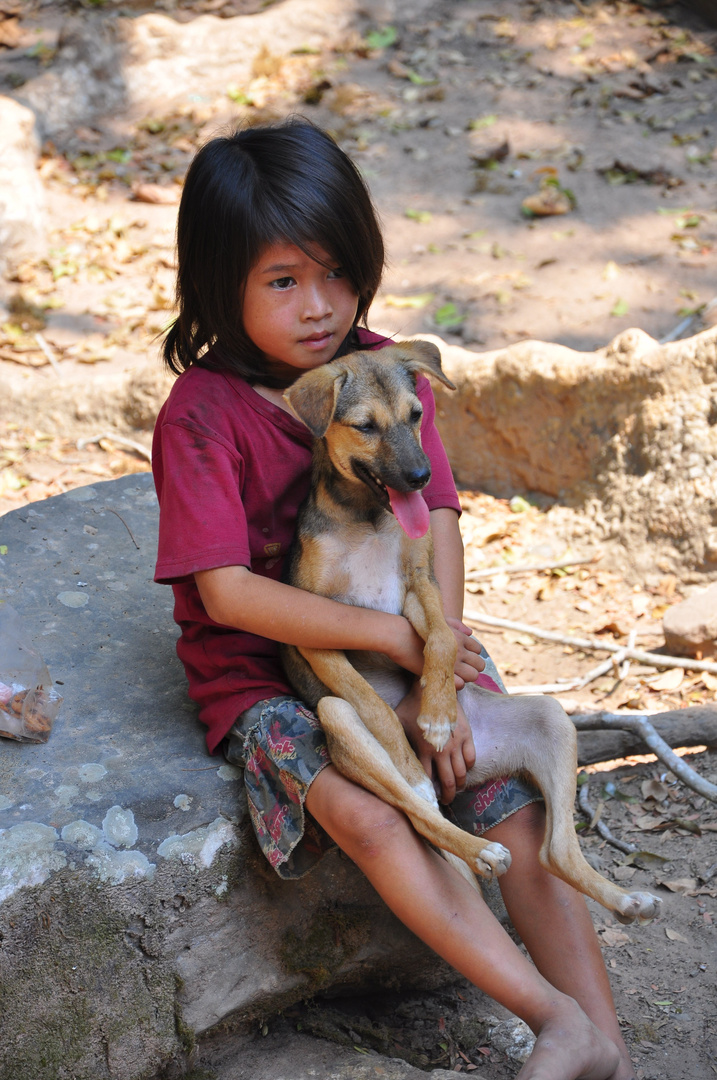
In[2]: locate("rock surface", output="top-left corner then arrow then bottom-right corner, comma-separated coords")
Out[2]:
422,326 -> 717,571
0,475 -> 500,1080
0,95 -> 45,273
16,0 -> 356,139
663,581 -> 717,658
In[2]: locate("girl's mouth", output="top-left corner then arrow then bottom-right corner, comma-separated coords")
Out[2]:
301,331 -> 333,347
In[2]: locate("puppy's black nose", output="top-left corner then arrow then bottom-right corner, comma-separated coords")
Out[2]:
404,466 -> 431,489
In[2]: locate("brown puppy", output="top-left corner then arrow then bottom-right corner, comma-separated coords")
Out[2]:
281,340 -> 659,922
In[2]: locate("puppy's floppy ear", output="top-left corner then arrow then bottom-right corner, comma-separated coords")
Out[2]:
399,339 -> 456,390
283,363 -> 347,437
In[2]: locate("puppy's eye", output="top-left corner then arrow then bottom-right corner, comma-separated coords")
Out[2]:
354,421 -> 377,434
410,408 -> 423,424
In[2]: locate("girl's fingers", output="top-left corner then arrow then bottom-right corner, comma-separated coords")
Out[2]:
435,755 -> 457,804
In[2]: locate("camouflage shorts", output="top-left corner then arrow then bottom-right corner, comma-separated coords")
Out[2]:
224,648 -> 542,880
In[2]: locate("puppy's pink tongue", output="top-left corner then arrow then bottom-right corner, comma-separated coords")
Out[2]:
387,487 -> 430,538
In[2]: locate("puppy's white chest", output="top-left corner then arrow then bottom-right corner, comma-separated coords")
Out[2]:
323,523 -> 405,614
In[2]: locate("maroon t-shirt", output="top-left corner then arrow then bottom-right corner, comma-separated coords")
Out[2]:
152,330 -> 461,752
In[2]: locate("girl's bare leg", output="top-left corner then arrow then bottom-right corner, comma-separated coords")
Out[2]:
305,765 -> 620,1080
487,804 -> 636,1080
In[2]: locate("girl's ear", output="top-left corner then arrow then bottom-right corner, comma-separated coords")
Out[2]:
283,364 -> 347,437
398,339 -> 456,390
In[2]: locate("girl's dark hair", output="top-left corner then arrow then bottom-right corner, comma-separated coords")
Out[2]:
163,118 -> 385,385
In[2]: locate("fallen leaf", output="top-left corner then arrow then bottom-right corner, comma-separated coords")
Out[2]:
404,208 -> 432,223
469,114 -> 498,131
622,850 -> 669,869
641,779 -> 670,801
131,182 -> 181,205
599,927 -> 630,947
665,928 -> 689,943
503,631 -> 536,648
648,668 -> 684,692
521,186 -> 573,217
365,25 -> 397,50
634,814 -> 663,831
659,877 -> 699,894
382,293 -> 434,309
613,865 -> 637,881
434,302 -> 464,329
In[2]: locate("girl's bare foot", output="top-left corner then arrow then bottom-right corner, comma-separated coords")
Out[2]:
517,997 -> 622,1080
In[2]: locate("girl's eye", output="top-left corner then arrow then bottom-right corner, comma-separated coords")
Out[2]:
328,267 -> 344,279
271,276 -> 295,290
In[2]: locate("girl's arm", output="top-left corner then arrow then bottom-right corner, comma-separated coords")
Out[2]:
194,565 -> 427,675
395,506 -> 482,803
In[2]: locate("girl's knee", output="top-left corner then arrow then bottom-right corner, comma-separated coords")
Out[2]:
340,789 -> 408,856
310,773 -> 410,857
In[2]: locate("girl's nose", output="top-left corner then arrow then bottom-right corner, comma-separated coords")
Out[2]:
303,283 -> 332,320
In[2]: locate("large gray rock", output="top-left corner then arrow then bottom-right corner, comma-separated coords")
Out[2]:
0,475 -> 499,1080
0,95 -> 45,274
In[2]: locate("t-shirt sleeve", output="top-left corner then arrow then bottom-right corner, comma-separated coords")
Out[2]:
416,376 -> 461,514
154,421 -> 252,583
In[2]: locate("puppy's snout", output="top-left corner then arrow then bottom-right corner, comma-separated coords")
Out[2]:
404,465 -> 431,490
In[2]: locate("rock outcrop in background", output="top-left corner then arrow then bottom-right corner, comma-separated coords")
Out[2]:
428,326 -> 717,572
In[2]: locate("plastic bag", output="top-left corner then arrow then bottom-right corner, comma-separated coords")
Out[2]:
0,603 -> 63,743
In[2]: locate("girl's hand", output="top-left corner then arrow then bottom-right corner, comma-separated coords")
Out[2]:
395,683 -> 477,805
387,616 -> 484,690
446,616 -> 485,690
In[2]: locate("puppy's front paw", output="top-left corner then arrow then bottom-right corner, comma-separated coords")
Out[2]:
417,712 -> 452,752
614,892 -> 662,925
475,841 -> 512,881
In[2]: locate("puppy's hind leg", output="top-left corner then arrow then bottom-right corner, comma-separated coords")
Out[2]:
317,696 -> 512,883
461,687 -> 661,923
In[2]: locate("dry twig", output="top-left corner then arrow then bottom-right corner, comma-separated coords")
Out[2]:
464,609 -> 717,676
577,781 -> 637,855
35,333 -> 63,378
466,555 -> 598,581
571,712 -> 717,802
77,433 -> 152,462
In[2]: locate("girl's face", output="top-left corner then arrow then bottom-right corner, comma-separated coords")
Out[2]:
242,241 -> 359,379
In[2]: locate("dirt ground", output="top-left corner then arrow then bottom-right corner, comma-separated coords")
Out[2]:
1,1 -> 716,1078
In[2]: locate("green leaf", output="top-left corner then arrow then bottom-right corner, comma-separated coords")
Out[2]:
509,495 -> 532,514
406,68 -> 437,85
365,26 -> 397,50
611,298 -> 629,317
383,292 -> 434,309
106,147 -> 131,164
405,208 -> 432,224
469,114 -> 497,130
434,302 -> 463,328
227,87 -> 253,105
0,546 -> 7,555
675,214 -> 701,229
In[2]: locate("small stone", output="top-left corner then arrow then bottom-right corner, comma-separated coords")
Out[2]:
663,582 -> 717,659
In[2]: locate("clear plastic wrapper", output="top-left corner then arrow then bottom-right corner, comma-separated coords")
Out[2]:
0,603 -> 62,743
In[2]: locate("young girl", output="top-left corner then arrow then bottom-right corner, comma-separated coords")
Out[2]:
153,118 -> 636,1080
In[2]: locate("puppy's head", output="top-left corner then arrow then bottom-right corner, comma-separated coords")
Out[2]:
284,341 -> 455,537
